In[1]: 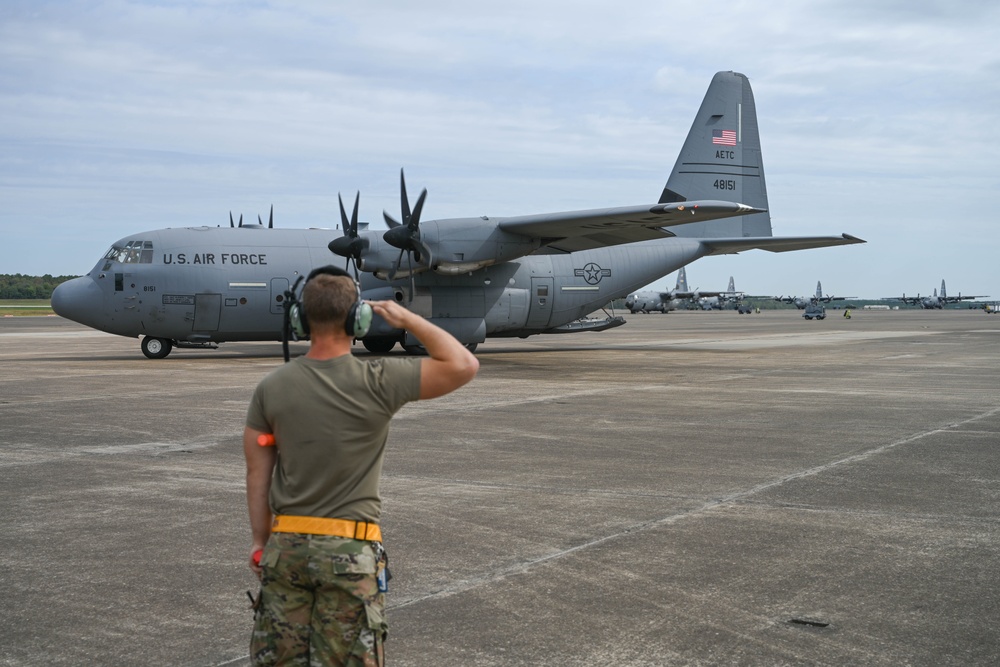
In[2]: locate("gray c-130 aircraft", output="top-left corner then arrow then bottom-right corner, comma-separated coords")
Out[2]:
52,71 -> 864,358
883,280 -> 989,309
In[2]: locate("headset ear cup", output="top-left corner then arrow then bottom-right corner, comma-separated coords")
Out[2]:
354,302 -> 373,338
289,302 -> 308,339
344,303 -> 356,337
344,301 -> 372,338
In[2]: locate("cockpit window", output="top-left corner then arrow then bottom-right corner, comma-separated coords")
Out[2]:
102,240 -> 153,270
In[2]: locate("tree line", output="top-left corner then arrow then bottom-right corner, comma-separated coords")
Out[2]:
0,274 -> 77,299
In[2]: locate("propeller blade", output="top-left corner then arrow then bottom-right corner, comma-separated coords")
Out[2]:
268,205 -> 273,228
339,194 -> 350,235
349,193 -> 359,237
406,249 -> 415,302
400,169 -> 411,225
388,247 -> 407,280
409,188 -> 427,231
416,237 -> 435,270
229,212 -> 235,228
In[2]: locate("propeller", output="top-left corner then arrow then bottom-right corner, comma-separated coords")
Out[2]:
328,192 -> 368,278
382,170 -> 435,278
229,212 -> 244,228
257,205 -> 274,228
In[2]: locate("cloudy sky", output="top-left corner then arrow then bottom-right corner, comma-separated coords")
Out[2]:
2,0 -> 998,299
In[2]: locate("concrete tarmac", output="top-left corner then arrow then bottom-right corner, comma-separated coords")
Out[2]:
1,309 -> 998,666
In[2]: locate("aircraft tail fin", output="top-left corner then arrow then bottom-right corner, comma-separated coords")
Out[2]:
676,266 -> 689,292
661,71 -> 771,239
728,276 -> 735,292
816,281 -> 823,299
941,280 -> 947,299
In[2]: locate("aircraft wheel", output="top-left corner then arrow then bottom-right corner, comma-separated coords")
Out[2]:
362,337 -> 396,354
402,344 -> 427,356
141,336 -> 173,359
465,343 -> 478,353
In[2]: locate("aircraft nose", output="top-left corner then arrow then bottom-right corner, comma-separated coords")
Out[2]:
51,275 -> 104,327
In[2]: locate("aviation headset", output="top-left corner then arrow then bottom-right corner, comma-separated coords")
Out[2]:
286,265 -> 373,340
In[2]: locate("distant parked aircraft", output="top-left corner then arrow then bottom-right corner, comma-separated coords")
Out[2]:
775,281 -> 852,309
625,268 -> 744,313
694,276 -> 744,310
884,280 -> 989,309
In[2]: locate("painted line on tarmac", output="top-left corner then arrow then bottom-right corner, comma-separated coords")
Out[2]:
389,403 -> 1000,611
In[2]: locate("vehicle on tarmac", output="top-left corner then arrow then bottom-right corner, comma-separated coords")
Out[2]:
803,302 -> 827,320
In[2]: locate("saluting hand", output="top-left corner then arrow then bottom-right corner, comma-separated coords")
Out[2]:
368,300 -> 414,330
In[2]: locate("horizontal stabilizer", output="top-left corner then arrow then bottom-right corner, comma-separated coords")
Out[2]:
702,234 -> 865,255
500,200 -> 764,253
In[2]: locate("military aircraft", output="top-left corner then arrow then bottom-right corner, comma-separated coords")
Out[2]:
884,280 -> 989,309
52,71 -> 864,358
625,267 -> 688,313
625,269 -> 743,313
775,281 -> 853,309
695,277 -> 745,310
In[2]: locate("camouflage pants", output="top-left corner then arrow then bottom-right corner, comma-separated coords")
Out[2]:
251,533 -> 387,667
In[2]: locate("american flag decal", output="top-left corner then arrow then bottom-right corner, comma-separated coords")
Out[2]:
712,129 -> 737,146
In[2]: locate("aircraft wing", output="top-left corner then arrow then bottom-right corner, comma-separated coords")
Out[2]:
498,201 -> 764,252
948,295 -> 990,302
667,290 -> 728,299
701,234 -> 865,255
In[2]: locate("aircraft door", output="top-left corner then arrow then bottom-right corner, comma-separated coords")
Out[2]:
270,278 -> 289,315
110,271 -> 142,332
193,293 -> 222,331
526,277 -> 554,329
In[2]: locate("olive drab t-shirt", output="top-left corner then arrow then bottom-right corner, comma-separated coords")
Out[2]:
246,354 -> 421,522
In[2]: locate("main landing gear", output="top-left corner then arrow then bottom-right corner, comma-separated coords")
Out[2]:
141,336 -> 173,359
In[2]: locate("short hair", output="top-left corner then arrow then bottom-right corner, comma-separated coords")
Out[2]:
301,272 -> 356,334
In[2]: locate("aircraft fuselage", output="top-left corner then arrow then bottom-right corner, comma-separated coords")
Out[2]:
52,225 -> 708,354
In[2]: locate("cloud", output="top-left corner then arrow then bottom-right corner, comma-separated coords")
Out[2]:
0,0 -> 997,297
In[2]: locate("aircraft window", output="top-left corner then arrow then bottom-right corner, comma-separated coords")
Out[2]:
103,241 -> 152,266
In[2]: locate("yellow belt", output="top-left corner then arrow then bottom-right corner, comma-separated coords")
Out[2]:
271,515 -> 382,541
